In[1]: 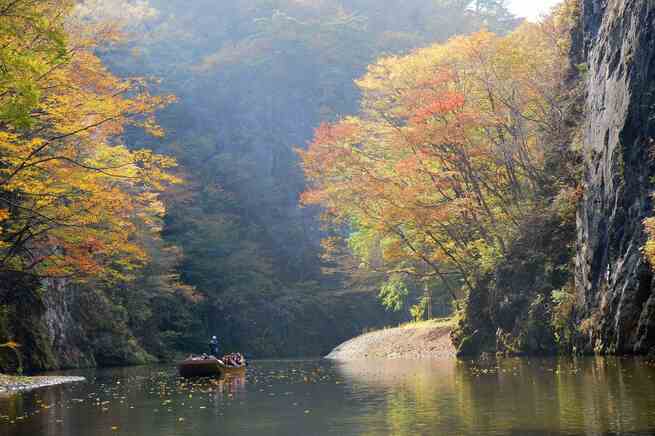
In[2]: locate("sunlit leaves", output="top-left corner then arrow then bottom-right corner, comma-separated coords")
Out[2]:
0,0 -> 70,128
0,1 -> 179,282
300,7 -> 574,302
643,217 -> 655,266
379,275 -> 410,312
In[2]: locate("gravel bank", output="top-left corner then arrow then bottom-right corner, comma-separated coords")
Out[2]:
0,374 -> 85,394
326,319 -> 455,360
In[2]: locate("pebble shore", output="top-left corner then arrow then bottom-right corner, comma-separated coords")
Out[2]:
0,374 -> 85,395
326,319 -> 455,360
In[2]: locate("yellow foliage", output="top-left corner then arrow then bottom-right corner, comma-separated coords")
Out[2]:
643,218 -> 655,265
0,341 -> 21,350
300,4 -> 575,295
0,1 -> 180,282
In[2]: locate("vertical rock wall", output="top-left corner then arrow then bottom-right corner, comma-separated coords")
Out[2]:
0,276 -> 97,372
41,280 -> 96,369
0,276 -> 152,373
575,0 -> 655,354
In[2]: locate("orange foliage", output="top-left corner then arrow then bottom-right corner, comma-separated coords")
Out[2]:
299,5 -> 576,294
0,2 -> 179,282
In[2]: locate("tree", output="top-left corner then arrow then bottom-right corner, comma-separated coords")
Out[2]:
0,0 -> 178,282
299,9 -> 574,310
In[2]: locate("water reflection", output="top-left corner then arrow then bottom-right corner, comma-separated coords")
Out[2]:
1,358 -> 655,435
336,357 -> 655,435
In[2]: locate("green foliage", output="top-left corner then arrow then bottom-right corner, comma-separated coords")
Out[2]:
551,283 -> 576,347
0,0 -> 70,129
379,275 -> 410,312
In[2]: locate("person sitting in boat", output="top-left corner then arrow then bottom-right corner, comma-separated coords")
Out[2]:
209,336 -> 220,357
223,353 -> 244,367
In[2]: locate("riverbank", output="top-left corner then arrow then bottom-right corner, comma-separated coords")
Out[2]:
326,318 -> 455,360
0,374 -> 85,395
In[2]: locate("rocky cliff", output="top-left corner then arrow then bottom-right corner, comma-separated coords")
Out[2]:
0,276 -> 156,373
575,0 -> 655,354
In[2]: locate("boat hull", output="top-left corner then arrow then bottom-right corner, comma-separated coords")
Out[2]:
178,358 -> 246,378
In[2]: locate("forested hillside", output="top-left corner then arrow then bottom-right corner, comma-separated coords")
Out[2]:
0,0 -> 519,371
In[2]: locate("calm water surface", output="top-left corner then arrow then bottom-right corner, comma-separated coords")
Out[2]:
2,357 -> 655,435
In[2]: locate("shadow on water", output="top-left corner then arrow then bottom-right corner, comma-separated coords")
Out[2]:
1,357 -> 655,435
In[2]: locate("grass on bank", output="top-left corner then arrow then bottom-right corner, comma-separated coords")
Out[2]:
398,318 -> 455,330
361,317 -> 454,335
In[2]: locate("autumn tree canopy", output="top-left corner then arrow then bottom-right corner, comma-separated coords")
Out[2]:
0,0 -> 178,281
299,2 -> 579,308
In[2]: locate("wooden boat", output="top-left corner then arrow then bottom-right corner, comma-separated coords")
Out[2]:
178,356 -> 246,378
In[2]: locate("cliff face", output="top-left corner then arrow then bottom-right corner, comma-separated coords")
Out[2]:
575,0 -> 655,354
0,274 -> 58,372
0,276 -> 155,373
41,280 -> 97,369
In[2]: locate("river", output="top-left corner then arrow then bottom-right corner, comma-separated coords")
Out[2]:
2,357 -> 655,435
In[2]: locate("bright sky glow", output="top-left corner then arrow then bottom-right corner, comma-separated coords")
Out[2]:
507,0 -> 563,21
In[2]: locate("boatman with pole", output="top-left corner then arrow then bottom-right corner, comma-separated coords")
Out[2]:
210,336 -> 220,357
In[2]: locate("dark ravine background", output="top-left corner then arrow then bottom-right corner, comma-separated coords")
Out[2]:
3,0 -> 655,372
